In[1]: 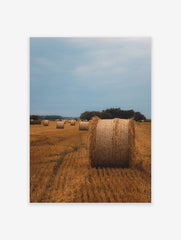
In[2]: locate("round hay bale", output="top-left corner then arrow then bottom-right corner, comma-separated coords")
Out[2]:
79,121 -> 89,130
43,120 -> 49,126
56,121 -> 64,129
70,120 -> 75,126
89,118 -> 135,168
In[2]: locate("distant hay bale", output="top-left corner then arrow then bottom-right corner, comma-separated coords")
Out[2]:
56,121 -> 64,129
43,120 -> 49,126
56,119 -> 59,121
79,121 -> 89,130
141,120 -> 144,122
70,120 -> 75,126
89,117 -> 135,168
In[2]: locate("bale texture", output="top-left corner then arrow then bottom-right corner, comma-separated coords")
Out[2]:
89,118 -> 135,168
43,120 -> 49,126
79,121 -> 89,130
70,120 -> 75,126
56,121 -> 64,129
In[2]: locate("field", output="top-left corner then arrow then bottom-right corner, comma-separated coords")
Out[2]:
30,121 -> 151,203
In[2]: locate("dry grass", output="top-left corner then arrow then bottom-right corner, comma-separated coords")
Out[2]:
30,120 -> 151,202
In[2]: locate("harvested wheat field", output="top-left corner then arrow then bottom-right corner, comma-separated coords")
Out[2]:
30,120 -> 151,203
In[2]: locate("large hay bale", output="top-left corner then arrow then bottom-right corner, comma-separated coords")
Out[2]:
79,121 -> 89,130
43,120 -> 49,126
70,120 -> 75,126
56,121 -> 64,129
89,118 -> 135,168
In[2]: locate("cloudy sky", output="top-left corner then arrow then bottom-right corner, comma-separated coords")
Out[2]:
30,38 -> 151,118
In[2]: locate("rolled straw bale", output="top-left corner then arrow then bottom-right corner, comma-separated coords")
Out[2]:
56,121 -> 64,129
70,120 -> 75,126
89,118 -> 135,168
43,120 -> 49,126
79,121 -> 89,130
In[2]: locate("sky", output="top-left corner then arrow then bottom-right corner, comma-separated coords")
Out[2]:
30,38 -> 151,118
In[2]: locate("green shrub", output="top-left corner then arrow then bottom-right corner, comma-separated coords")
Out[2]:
144,119 -> 151,122
30,120 -> 41,125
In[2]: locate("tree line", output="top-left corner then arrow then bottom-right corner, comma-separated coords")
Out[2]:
30,108 -> 147,122
80,108 -> 146,121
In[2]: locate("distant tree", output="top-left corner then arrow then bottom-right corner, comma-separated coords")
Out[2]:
38,115 -> 63,120
80,108 -> 146,121
100,110 -> 112,119
30,120 -> 41,125
80,111 -> 101,121
102,108 -> 135,119
30,115 -> 38,120
134,112 -> 146,121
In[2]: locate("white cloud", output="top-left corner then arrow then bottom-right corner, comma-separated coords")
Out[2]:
66,37 -> 151,48
71,38 -> 150,82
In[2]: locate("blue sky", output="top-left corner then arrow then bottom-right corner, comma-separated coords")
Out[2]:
30,38 -> 151,118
